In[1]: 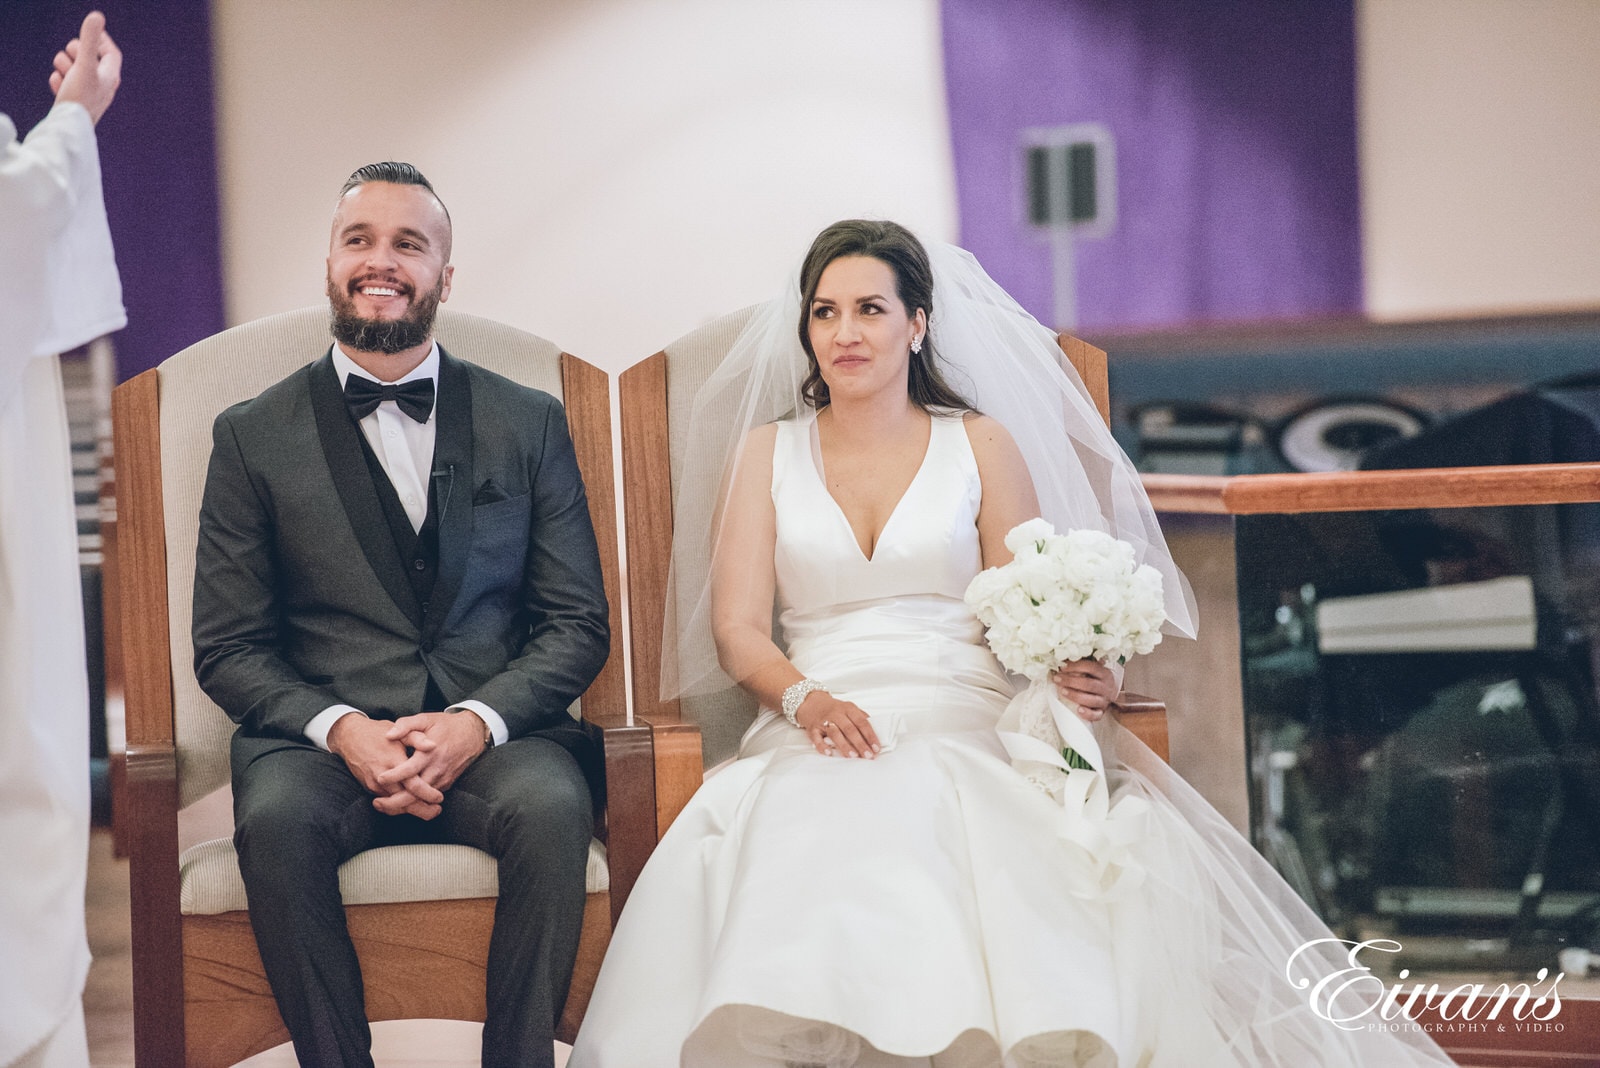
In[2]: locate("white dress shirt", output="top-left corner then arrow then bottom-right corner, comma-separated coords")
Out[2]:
303,342 -> 509,751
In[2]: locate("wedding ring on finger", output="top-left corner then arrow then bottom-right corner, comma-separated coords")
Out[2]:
821,720 -> 835,730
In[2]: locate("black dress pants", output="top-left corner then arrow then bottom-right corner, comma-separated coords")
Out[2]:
233,735 -> 594,1068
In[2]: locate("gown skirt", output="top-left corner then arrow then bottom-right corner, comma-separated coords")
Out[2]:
570,415 -> 1451,1067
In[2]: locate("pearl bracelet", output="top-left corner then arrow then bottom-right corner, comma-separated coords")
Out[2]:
781,678 -> 827,727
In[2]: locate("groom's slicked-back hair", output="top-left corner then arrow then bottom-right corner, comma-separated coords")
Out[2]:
338,161 -> 453,249
339,161 -> 440,203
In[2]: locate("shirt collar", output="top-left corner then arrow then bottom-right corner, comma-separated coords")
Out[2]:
330,341 -> 440,388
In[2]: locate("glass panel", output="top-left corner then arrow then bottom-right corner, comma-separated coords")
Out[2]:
1237,502 -> 1600,978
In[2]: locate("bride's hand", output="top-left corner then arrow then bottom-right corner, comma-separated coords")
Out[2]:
796,692 -> 881,759
1050,659 -> 1117,721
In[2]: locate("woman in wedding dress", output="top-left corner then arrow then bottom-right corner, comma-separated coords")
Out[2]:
569,221 -> 1452,1067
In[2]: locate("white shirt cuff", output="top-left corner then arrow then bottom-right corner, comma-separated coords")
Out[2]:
449,700 -> 508,747
305,705 -> 364,751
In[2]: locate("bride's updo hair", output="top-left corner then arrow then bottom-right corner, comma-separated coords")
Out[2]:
796,219 -> 974,412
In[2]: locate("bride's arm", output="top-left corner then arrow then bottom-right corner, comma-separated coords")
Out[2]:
965,413 -> 1118,718
709,424 -> 784,693
965,412 -> 1041,569
710,424 -> 881,758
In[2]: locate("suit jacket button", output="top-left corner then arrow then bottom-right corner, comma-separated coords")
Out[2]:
413,559 -> 426,571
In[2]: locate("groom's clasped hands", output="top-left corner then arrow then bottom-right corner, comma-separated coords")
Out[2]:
327,709 -> 491,818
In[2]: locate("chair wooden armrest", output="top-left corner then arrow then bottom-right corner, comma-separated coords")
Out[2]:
636,715 -> 704,838
1111,691 -> 1169,763
122,739 -> 184,1059
583,705 -> 700,923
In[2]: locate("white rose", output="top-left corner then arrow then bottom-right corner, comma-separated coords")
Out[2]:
1082,584 -> 1122,624
1004,518 -> 1056,558
964,567 -> 1009,614
1052,615 -> 1098,663
997,584 -> 1035,623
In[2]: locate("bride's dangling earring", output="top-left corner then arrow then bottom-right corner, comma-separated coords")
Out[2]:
910,335 -> 923,355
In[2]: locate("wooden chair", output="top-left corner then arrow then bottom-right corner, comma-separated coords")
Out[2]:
619,311 -> 1169,775
112,307 -> 700,1067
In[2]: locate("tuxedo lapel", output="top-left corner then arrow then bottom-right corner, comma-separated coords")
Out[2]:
423,348 -> 474,643
308,352 -> 424,628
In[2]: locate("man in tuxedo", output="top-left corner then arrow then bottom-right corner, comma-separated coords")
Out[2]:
192,161 -> 608,1068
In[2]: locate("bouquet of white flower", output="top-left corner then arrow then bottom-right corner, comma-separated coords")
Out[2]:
965,519 -> 1166,775
965,519 -> 1166,896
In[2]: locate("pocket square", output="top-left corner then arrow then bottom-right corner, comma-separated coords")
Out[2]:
473,479 -> 511,505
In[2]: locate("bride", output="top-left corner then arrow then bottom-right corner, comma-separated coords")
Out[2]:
569,221 -> 1451,1066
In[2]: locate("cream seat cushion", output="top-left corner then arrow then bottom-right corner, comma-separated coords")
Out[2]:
180,838 -> 609,915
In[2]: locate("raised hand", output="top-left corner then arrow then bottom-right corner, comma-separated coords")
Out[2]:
1050,659 -> 1117,721
796,691 -> 881,759
51,11 -> 122,125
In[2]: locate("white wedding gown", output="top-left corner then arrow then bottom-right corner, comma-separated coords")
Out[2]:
570,415 -> 1452,1067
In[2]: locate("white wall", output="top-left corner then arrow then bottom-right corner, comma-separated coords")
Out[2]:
1358,0 -> 1600,319
214,1 -> 1600,358
211,0 -> 956,374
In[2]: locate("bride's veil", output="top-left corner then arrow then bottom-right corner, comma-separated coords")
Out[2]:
661,232 -> 1198,704
651,227 -> 1455,1067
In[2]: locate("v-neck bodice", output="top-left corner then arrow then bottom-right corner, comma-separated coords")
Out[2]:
771,412 -> 985,656
816,414 -> 934,563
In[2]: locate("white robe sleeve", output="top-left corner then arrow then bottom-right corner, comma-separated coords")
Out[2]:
0,102 -> 126,386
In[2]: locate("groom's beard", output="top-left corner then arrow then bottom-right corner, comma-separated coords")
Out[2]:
327,273 -> 445,355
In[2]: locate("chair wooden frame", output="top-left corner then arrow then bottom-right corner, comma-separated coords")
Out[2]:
113,324 -> 697,1066
617,326 -> 1169,769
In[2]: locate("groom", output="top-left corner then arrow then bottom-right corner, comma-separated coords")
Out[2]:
192,162 -> 609,1068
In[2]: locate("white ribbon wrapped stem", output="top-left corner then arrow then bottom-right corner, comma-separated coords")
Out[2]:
996,678 -> 1150,899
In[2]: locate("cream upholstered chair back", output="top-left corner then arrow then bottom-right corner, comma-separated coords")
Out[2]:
158,307 -> 566,806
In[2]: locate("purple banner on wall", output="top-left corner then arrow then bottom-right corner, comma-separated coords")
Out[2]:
1,0 -> 225,380
941,0 -> 1362,332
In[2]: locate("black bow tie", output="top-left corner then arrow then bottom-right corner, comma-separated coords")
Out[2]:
343,374 -> 435,423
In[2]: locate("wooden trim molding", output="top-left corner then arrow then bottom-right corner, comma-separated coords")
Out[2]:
618,352 -> 681,725
1058,334 -> 1111,425
560,353 -> 626,726
112,370 -> 175,748
113,369 -> 187,1066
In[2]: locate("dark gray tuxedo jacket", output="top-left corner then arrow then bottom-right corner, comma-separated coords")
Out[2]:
192,346 -> 609,785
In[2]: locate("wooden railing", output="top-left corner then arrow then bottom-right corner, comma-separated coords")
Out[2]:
1144,460 -> 1600,1067
1144,461 -> 1600,515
